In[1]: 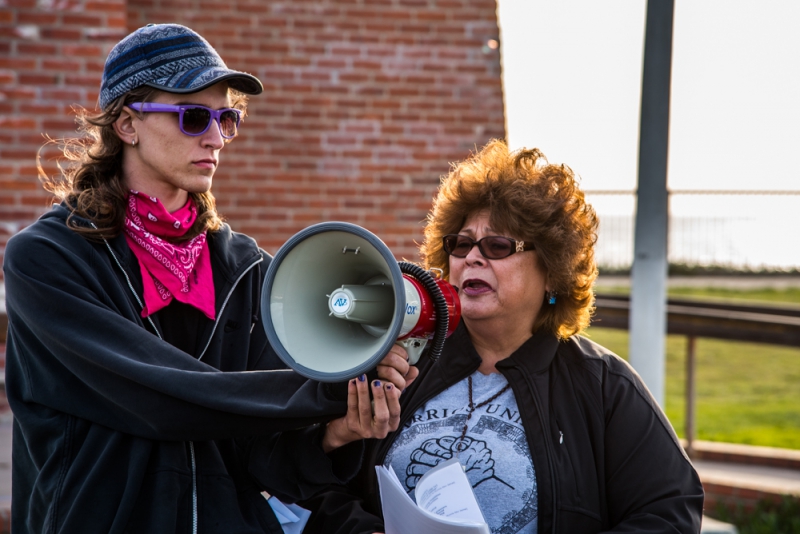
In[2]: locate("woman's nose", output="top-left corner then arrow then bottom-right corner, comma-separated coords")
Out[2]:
464,240 -> 486,264
201,119 -> 226,149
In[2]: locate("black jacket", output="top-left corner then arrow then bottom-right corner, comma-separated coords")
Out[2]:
301,323 -> 704,534
3,204 -> 359,534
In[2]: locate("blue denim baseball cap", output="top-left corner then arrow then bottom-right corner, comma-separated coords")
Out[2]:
99,23 -> 263,110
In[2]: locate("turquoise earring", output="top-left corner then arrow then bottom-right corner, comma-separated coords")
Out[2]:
547,291 -> 557,305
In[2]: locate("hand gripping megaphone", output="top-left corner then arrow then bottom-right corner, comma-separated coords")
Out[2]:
260,222 -> 460,382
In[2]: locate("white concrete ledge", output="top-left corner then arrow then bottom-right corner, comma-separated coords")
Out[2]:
701,515 -> 738,534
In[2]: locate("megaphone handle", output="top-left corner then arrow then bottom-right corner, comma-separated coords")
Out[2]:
398,262 -> 449,362
396,338 -> 429,366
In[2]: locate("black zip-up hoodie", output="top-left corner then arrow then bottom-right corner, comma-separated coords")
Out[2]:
301,323 -> 704,534
3,204 -> 359,533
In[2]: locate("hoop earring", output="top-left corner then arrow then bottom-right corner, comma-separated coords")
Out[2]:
546,291 -> 557,305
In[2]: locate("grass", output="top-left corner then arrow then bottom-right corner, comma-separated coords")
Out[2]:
712,496 -> 800,534
584,285 -> 800,450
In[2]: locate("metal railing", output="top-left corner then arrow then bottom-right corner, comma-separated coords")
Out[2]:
586,190 -> 800,271
593,293 -> 800,456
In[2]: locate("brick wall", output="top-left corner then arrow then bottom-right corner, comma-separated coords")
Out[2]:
1,0 -> 505,274
0,0 -> 128,279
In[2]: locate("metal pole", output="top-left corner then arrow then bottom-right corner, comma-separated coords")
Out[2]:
685,335 -> 697,458
629,0 -> 674,407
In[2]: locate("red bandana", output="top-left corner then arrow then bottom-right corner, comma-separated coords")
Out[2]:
124,191 -> 216,320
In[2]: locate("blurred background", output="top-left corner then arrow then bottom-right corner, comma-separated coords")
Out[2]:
0,1 -> 799,530
501,0 -> 799,274
501,5 -> 800,529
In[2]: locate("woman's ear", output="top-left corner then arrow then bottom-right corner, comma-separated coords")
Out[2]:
113,106 -> 138,146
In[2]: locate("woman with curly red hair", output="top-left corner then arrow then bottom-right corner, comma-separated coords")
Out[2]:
302,140 -> 703,534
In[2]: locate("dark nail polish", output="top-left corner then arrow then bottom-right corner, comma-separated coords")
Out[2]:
359,374 -> 366,382
373,380 -> 381,387
386,384 -> 393,390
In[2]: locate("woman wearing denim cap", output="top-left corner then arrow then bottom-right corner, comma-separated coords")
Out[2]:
301,140 -> 703,534
3,23 -> 415,533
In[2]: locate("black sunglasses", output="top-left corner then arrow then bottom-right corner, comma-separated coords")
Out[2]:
442,234 -> 535,260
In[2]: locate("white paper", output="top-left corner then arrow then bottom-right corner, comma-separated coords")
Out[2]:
376,461 -> 490,534
415,458 -> 486,525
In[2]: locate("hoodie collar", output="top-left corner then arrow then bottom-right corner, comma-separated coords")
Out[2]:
50,202 -> 263,283
50,202 -> 264,319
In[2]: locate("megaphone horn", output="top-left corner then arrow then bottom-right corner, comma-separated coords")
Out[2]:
261,222 -> 460,382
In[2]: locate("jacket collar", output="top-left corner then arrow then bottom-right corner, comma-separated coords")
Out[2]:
438,320 -> 561,376
50,202 -> 264,321
497,326 -> 561,374
431,321 -> 483,385
50,202 -> 263,284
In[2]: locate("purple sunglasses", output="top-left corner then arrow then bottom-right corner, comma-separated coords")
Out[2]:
128,102 -> 242,139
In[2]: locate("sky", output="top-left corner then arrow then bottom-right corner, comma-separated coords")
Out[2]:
497,0 -> 800,195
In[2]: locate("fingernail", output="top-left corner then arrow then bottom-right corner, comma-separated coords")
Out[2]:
373,380 -> 381,388
386,384 -> 393,390
359,374 -> 366,382
350,379 -> 356,385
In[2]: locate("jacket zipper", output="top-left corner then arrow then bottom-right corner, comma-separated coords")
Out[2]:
517,367 -> 559,534
197,256 -> 262,362
100,231 -> 262,534
189,441 -> 197,534
98,232 -> 161,338
190,257 -> 260,530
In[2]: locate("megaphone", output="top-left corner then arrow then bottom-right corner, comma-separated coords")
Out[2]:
261,222 -> 460,382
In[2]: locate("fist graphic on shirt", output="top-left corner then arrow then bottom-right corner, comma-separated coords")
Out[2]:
405,435 -> 497,489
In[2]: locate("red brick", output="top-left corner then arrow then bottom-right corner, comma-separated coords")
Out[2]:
18,73 -> 60,85
62,13 -> 105,27
300,71 -> 331,82
40,28 -> 83,40
339,72 -> 370,83
41,119 -> 79,132
64,74 -> 103,86
16,11 -> 58,24
0,57 -> 36,70
40,88 -> 86,102
329,46 -> 362,57
417,10 -> 449,22
84,2 -> 126,13
0,116 -> 37,129
315,58 -> 347,69
104,15 -> 127,30
41,58 -> 83,72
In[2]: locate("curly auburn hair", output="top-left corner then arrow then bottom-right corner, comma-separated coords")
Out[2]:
37,85 -> 249,242
420,139 -> 599,339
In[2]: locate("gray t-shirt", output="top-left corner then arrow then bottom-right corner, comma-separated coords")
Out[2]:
384,371 -> 538,534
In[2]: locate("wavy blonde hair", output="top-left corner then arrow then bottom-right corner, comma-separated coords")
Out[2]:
37,86 -> 249,241
420,139 -> 599,339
